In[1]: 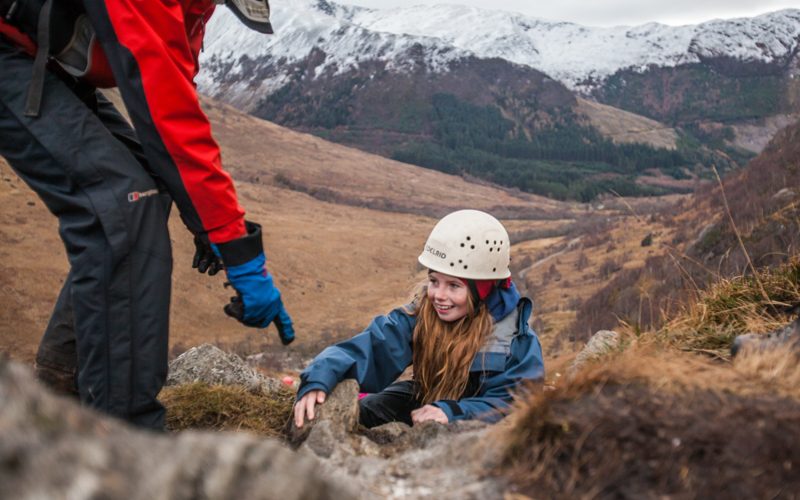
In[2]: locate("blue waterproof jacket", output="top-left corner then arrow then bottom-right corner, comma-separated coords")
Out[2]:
298,283 -> 545,422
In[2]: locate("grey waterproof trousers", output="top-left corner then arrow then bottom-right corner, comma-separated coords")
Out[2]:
0,42 -> 172,429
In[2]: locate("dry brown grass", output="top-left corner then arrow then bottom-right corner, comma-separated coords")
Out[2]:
496,346 -> 800,499
657,258 -> 800,357
576,98 -> 678,150
160,383 -> 295,437
733,345 -> 800,400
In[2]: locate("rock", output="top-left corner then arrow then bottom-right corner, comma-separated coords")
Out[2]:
569,330 -> 621,375
289,379 -> 360,451
690,222 -> 718,250
303,420 -> 339,458
772,187 -> 797,201
731,317 -> 800,357
362,422 -> 411,445
167,344 -> 283,394
0,357 -> 355,500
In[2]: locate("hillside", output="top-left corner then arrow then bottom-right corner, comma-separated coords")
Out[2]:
530,114 -> 800,344
0,93 -> 585,366
194,2 -> 796,200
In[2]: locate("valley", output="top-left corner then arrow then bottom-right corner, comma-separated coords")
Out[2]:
0,94 -> 678,367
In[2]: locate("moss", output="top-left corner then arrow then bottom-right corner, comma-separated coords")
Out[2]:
160,383 -> 295,438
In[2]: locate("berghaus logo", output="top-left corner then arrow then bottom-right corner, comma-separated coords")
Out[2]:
127,189 -> 159,202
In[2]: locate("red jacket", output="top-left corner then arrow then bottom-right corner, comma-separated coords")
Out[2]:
91,0 -> 247,243
13,0 -> 246,244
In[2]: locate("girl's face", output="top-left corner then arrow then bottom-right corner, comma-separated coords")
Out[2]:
427,271 -> 470,322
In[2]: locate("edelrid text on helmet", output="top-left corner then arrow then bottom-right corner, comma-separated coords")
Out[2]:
418,210 -> 511,280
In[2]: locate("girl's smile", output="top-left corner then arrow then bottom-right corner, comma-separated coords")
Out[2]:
427,271 -> 469,322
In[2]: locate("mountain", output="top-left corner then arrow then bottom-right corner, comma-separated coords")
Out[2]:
197,2 -> 798,201
199,3 -> 800,107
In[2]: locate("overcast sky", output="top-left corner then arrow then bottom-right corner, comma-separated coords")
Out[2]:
340,0 -> 799,27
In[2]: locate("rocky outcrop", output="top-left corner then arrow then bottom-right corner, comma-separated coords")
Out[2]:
0,358 -> 354,500
289,379 -> 361,457
732,317 -> 800,357
286,377 -> 506,498
167,344 -> 284,394
569,330 -> 621,375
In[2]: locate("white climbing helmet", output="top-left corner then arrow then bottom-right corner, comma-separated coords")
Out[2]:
418,210 -> 511,280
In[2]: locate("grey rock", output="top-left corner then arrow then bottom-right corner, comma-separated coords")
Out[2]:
772,187 -> 797,201
689,222 -> 719,254
303,420 -> 338,458
167,344 -> 283,394
290,379 -> 360,450
731,317 -> 800,357
362,421 -> 411,445
570,329 -> 621,375
0,358 -> 355,500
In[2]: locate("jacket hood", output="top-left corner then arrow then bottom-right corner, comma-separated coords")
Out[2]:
485,280 -> 521,322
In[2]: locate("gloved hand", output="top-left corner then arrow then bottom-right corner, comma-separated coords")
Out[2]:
212,221 -> 295,345
192,235 -> 224,275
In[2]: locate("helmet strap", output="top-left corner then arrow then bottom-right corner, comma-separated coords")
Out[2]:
467,279 -> 481,306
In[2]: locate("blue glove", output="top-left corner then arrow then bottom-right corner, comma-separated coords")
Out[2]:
212,221 -> 295,344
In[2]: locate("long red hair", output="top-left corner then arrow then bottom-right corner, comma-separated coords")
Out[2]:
410,284 -> 494,404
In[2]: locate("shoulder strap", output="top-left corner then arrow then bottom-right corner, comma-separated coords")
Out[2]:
24,0 -> 52,117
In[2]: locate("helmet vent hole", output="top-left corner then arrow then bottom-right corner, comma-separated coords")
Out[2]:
489,248 -> 493,252
470,245 -> 475,249
485,240 -> 489,244
460,243 -> 465,248
493,267 -> 497,272
450,262 -> 455,267
466,236 -> 471,241
464,265 -> 468,269
458,259 -> 462,263
494,240 -> 497,244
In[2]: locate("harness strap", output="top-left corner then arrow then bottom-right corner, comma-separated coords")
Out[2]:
24,0 -> 51,117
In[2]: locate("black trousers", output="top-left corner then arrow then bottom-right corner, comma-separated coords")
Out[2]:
0,43 -> 173,430
359,380 -> 423,428
359,373 -> 490,427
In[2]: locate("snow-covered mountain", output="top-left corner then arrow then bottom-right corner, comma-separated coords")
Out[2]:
197,0 -> 800,104
194,1 -> 797,202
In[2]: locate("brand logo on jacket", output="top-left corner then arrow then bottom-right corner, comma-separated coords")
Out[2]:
127,189 -> 159,202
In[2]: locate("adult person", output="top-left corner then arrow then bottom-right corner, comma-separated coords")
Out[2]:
0,0 -> 293,430
294,210 -> 544,428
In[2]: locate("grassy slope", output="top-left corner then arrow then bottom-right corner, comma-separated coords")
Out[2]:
0,94 -> 578,365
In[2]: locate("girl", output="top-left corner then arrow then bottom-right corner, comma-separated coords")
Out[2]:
294,210 -> 544,428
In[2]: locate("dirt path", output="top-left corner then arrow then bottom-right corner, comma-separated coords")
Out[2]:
519,236 -> 582,280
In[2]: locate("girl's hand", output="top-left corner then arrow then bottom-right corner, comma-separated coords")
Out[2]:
411,404 -> 449,425
294,390 -> 327,428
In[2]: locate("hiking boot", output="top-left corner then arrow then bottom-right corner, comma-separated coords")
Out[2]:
731,317 -> 800,357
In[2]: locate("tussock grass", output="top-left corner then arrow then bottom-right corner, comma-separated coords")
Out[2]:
160,383 -> 295,438
497,348 -> 800,499
656,258 -> 800,356
734,345 -> 800,400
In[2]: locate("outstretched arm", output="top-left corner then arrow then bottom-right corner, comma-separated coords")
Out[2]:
297,307 -> 416,401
